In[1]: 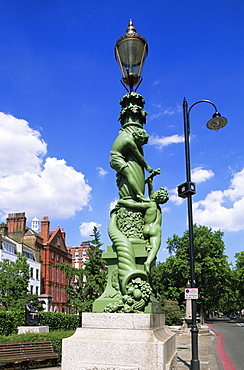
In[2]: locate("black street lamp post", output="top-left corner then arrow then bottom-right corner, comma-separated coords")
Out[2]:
178,98 -> 227,370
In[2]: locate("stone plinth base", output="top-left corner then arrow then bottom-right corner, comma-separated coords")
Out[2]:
62,313 -> 177,370
17,326 -> 49,334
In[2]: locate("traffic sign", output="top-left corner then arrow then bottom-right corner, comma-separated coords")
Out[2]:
185,288 -> 198,299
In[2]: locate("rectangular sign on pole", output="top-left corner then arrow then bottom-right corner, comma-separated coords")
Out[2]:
185,288 -> 198,299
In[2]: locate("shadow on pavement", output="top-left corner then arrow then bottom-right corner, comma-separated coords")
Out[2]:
177,356 -> 191,368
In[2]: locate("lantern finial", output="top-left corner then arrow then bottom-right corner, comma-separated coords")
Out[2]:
126,20 -> 137,36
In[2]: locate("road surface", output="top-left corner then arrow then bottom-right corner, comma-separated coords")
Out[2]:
207,316 -> 244,370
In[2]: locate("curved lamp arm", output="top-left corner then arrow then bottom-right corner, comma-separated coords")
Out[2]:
188,99 -> 218,114
186,98 -> 228,131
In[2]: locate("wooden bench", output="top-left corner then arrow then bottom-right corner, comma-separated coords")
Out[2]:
0,340 -> 59,368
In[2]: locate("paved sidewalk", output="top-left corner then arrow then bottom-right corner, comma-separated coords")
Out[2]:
176,330 -> 222,369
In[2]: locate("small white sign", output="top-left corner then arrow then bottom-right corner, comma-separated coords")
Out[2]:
185,288 -> 198,299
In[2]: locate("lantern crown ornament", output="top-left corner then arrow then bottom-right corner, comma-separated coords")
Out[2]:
115,20 -> 148,91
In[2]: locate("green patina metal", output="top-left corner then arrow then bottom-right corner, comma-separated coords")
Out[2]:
93,92 -> 168,313
118,92 -> 147,127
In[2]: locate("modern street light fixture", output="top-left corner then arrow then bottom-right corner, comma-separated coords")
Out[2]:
178,98 -> 228,370
115,19 -> 148,92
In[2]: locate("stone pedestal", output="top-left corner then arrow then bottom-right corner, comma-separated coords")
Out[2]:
62,313 -> 177,370
17,326 -> 49,334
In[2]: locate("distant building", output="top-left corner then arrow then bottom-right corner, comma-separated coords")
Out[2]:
0,212 -> 72,313
40,216 -> 72,313
0,231 -> 41,295
67,241 -> 90,269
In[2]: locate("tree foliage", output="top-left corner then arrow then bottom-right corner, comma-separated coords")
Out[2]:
0,253 -> 30,311
82,226 -> 107,311
152,225 -> 233,314
56,226 -> 107,313
234,251 -> 244,311
54,262 -> 85,314
161,299 -> 183,326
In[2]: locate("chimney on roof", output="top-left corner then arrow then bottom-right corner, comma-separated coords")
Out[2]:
61,228 -> 66,242
6,213 -> 26,242
41,216 -> 50,243
0,223 -> 8,236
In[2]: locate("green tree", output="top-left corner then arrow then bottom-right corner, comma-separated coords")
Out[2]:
152,225 -> 233,315
54,263 -> 85,313
0,253 -> 30,310
234,251 -> 244,312
82,226 -> 107,311
56,226 -> 107,313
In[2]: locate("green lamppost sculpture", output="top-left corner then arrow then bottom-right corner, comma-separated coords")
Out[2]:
93,20 -> 168,314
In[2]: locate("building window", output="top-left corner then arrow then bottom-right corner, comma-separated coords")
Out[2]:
56,254 -> 59,261
36,286 -> 39,295
56,287 -> 59,301
30,285 -> 33,294
23,250 -> 34,260
30,267 -> 34,278
52,252 -> 55,259
36,269 -> 39,280
2,242 -> 15,254
56,268 -> 59,282
75,251 -> 79,258
51,267 -> 54,281
83,251 -> 86,257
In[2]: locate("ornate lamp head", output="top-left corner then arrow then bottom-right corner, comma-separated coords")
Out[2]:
115,20 -> 148,91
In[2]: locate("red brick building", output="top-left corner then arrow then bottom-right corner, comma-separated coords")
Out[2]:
67,241 -> 90,269
40,216 -> 72,313
5,213 -> 72,313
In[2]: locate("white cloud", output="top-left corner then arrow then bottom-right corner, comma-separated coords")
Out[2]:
0,112 -> 92,220
97,166 -> 108,178
109,198 -> 118,211
153,80 -> 159,86
169,188 -> 184,206
149,134 -> 184,149
191,167 -> 214,184
149,103 -> 181,121
79,221 -> 101,237
0,113 -> 47,175
163,108 -> 175,116
149,109 -> 175,121
193,168 -> 244,232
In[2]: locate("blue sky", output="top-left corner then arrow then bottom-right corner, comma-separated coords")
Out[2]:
0,1 -> 243,264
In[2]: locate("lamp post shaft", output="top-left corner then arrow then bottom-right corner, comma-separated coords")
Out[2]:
183,98 -> 200,370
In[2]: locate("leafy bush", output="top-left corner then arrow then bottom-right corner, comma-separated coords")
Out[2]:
39,311 -> 80,331
0,311 -> 24,335
161,299 -> 183,326
0,311 -> 80,336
